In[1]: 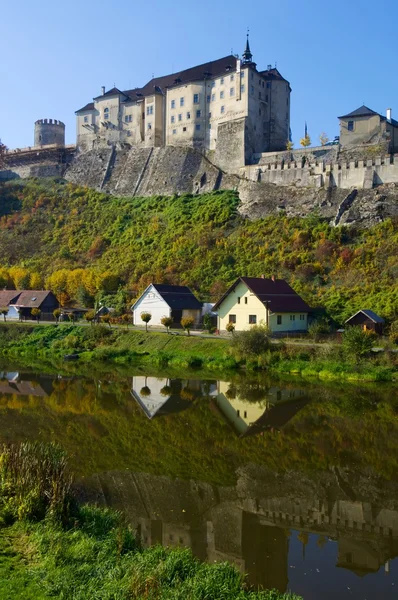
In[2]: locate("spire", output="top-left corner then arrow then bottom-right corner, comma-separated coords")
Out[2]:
242,30 -> 253,64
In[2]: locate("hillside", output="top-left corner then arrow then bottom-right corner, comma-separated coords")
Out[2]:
0,178 -> 397,324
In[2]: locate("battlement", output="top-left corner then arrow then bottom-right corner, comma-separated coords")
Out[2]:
35,118 -> 65,127
242,152 -> 398,190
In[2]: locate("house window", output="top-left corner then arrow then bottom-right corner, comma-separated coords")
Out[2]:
230,74 -> 235,81
220,77 -> 224,85
290,315 -> 296,321
237,297 -> 240,304
195,124 -> 201,131
241,84 -> 245,93
196,109 -> 201,118
221,106 -> 225,114
348,120 -> 354,131
244,411 -> 247,418
244,297 -> 248,304
172,129 -> 177,135
178,113 -> 182,121
300,314 -> 305,321
193,94 -> 199,104
171,100 -> 175,109
249,315 -> 257,325
229,314 -> 236,323
230,87 -> 235,97
277,315 -> 282,325
171,115 -> 175,123
237,409 -> 240,417
220,91 -> 224,99
84,116 -> 88,123
211,93 -> 215,102
180,97 -> 184,106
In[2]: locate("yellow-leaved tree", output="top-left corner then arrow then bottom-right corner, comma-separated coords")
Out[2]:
300,135 -> 311,147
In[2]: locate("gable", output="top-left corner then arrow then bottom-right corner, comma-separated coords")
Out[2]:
133,285 -> 169,311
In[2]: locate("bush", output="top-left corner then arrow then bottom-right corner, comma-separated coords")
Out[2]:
342,326 -> 375,361
161,315 -> 173,333
229,324 -> 271,359
181,316 -> 195,336
308,318 -> 330,342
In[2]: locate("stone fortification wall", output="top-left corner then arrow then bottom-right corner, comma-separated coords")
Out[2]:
252,144 -> 339,166
242,153 -> 398,190
0,145 -> 75,181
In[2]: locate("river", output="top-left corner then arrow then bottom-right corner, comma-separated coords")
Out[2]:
0,364 -> 397,599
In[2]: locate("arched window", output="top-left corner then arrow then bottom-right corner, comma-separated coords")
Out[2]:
104,108 -> 109,120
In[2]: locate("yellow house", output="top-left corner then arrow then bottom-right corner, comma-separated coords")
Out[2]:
212,276 -> 310,333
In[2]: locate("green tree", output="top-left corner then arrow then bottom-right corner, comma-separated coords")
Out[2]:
31,308 -> 41,323
181,316 -> 195,336
161,315 -> 173,334
141,312 -> 152,332
203,313 -> 214,334
342,326 -> 375,361
0,307 -> 8,322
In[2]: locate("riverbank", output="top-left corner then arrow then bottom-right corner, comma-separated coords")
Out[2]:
0,323 -> 396,382
0,442 -> 300,600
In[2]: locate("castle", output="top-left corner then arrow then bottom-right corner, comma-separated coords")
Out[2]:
75,36 -> 291,170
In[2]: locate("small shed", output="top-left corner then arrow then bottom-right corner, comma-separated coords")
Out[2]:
345,310 -> 385,335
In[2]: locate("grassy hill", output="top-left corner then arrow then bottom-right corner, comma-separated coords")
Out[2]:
0,178 -> 397,324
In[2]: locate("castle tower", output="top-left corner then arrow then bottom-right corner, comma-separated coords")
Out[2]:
242,33 -> 253,64
34,119 -> 65,147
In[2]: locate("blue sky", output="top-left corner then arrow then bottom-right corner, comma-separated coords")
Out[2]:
2,0 -> 397,149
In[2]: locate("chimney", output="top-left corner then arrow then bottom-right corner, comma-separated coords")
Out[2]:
387,108 -> 392,123
101,86 -> 105,96
271,275 -> 275,282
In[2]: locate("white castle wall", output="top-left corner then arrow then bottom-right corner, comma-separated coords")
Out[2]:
242,154 -> 398,189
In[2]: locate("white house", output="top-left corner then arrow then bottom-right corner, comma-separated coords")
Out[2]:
212,276 -> 311,333
0,291 -> 22,320
131,283 -> 202,328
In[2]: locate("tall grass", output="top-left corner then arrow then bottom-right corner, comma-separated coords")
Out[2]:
0,441 -> 72,523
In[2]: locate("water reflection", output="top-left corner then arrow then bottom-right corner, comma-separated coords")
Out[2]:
0,367 -> 397,598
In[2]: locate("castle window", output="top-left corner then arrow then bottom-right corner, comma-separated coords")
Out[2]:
207,95 -> 211,103
277,315 -> 282,325
195,124 -> 201,131
196,109 -> 201,118
186,111 -> 191,119
180,97 -> 184,106
208,123 -> 211,129
241,84 -> 245,93
230,87 -> 235,97
183,127 -> 187,132
230,74 -> 235,81
220,91 -> 224,99
84,116 -> 88,123
241,71 -> 245,79
211,94 -> 215,102
171,100 -> 175,109
172,129 -> 177,135
220,77 -> 224,85
251,86 -> 254,94
221,106 -> 225,114
171,115 -> 175,123
178,114 -> 182,121
193,94 -> 199,104
266,82 -> 271,88
262,81 -> 265,88
259,79 -> 261,85
259,92 -> 261,99
125,114 -> 132,122
211,81 -> 216,88
104,108 -> 109,120
147,123 -> 152,130
146,105 -> 153,115
348,121 -> 354,131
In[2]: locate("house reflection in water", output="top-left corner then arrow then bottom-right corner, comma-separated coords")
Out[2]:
131,376 -> 218,419
214,381 -> 309,436
0,372 -> 53,397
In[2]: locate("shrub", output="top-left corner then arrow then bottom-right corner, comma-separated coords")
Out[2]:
31,307 -> 41,322
308,318 -> 330,342
84,309 -> 96,324
0,307 -> 9,322
226,321 -> 235,335
203,313 -> 213,334
53,308 -> 61,323
342,326 -> 375,361
229,324 -> 271,359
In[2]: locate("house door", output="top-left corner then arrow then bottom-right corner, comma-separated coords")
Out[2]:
171,310 -> 182,326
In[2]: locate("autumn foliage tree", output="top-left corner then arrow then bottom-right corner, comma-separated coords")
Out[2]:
141,312 -> 152,332
161,315 -> 173,334
181,316 -> 195,336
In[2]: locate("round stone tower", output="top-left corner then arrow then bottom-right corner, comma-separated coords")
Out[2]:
34,119 -> 65,147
